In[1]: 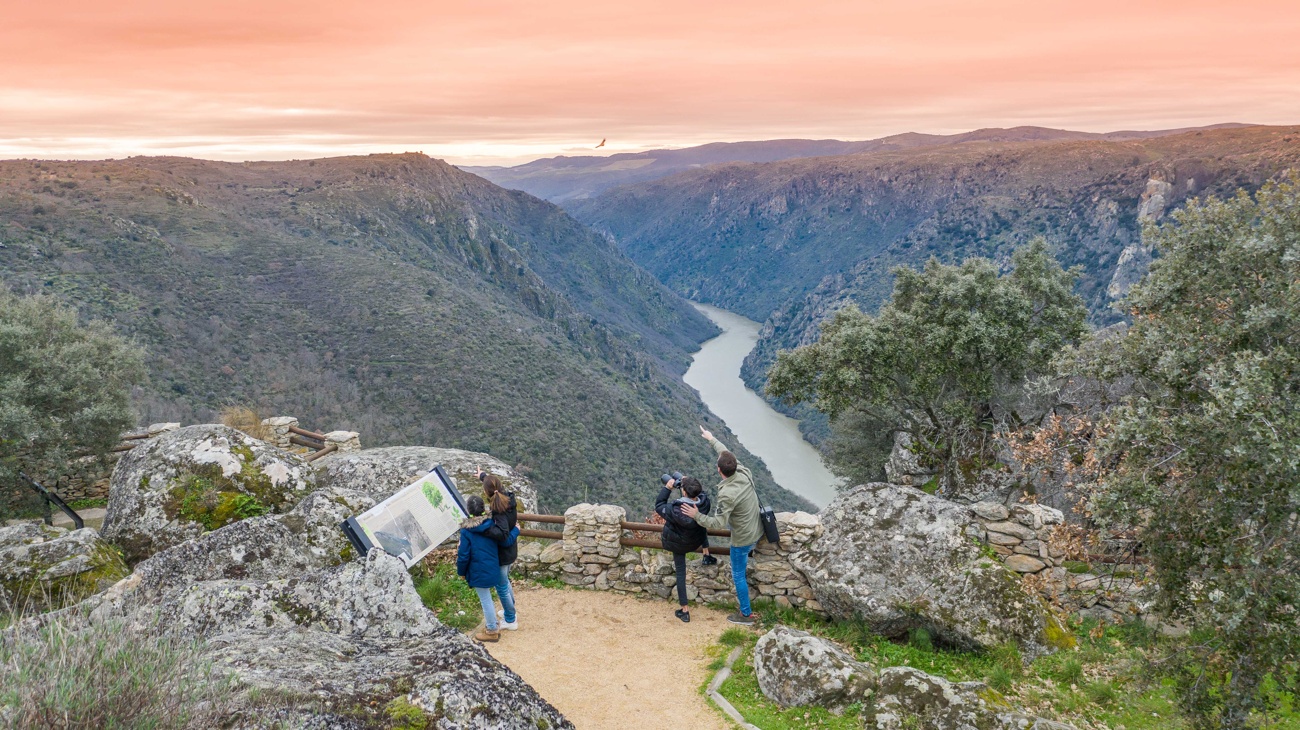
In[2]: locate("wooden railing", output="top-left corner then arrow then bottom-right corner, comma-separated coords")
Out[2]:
516,513 -> 737,554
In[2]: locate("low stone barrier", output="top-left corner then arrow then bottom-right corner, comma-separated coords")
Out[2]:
513,497 -> 1148,623
965,500 -> 1149,622
513,503 -> 826,614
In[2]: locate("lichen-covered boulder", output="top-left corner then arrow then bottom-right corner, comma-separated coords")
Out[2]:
792,483 -> 1065,656
103,425 -> 316,563
115,486 -> 380,606
753,626 -> 877,713
868,667 -> 1076,730
100,551 -> 572,729
0,521 -> 129,613
315,446 -> 538,512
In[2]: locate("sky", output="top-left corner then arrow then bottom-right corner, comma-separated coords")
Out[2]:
2,0 -> 1298,166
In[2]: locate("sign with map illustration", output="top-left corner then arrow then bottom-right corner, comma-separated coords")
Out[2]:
340,465 -> 468,567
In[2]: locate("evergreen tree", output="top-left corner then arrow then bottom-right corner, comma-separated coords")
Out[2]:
767,239 -> 1086,494
1086,175 -> 1300,728
0,291 -> 145,511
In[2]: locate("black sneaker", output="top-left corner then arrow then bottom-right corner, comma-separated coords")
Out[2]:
675,608 -> 691,623
701,555 -> 718,566
727,611 -> 756,626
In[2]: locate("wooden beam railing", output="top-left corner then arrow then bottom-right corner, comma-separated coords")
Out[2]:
515,513 -> 736,554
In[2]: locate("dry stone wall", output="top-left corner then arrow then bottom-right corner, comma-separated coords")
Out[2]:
514,503 -> 826,613
966,500 -> 1150,622
514,496 -> 1147,623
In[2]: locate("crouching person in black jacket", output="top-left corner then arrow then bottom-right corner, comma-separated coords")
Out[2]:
656,475 -> 714,623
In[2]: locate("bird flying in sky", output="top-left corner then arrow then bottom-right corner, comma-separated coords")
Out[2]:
595,138 -> 606,148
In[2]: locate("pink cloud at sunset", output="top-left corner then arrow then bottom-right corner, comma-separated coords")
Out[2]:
2,0 -> 1298,164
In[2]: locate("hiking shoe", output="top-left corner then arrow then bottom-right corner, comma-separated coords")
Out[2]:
500,620 -> 519,631
701,555 -> 718,566
474,628 -> 500,643
675,608 -> 691,623
727,611 -> 756,626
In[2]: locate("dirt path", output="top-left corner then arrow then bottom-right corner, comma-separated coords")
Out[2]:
484,583 -> 735,730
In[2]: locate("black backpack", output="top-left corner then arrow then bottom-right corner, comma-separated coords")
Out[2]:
758,492 -> 780,545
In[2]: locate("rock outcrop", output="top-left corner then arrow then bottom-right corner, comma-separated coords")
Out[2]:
316,446 -> 538,513
753,625 -> 877,713
868,667 -> 1076,730
0,521 -> 129,612
89,550 -> 571,728
753,627 -> 1077,730
790,483 -> 1064,656
102,425 -> 316,563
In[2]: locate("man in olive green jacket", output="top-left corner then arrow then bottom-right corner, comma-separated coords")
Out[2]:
681,426 -> 763,624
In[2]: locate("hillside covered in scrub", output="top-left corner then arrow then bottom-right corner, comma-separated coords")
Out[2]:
569,126 -> 1298,355
0,153 -> 804,514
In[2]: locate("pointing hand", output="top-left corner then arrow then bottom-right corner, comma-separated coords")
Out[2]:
699,426 -> 714,441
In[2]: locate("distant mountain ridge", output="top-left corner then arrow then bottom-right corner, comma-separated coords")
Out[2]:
0,153 -> 807,514
465,124 -> 1253,203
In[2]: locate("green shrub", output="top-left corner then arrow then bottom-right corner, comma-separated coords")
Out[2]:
908,627 -> 934,652
0,611 -> 235,728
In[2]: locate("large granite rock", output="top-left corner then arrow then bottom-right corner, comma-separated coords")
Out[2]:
752,626 -> 1077,730
753,626 -> 877,713
89,551 -> 571,729
0,521 -> 129,613
105,485 -> 381,610
869,667 -> 1076,730
316,446 -> 539,512
791,483 -> 1064,656
103,425 -> 316,563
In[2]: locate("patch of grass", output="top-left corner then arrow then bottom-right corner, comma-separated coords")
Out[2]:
0,610 -> 237,728
704,631 -> 863,730
410,562 -> 482,632
719,601 -> 1300,729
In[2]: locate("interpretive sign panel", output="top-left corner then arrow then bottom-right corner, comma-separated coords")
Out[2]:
340,464 -> 468,567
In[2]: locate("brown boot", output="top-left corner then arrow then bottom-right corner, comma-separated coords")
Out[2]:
474,627 -> 500,643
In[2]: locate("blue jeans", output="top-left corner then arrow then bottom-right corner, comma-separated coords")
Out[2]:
497,564 -> 516,624
473,565 -> 517,630
729,543 -> 755,616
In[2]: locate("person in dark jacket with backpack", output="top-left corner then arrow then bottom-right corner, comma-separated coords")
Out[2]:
656,475 -> 714,623
457,495 -> 518,643
478,467 -> 519,630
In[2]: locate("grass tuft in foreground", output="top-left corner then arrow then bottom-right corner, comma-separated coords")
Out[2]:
411,558 -> 485,632
0,611 -> 236,729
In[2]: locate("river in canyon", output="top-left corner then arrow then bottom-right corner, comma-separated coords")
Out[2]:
683,303 -> 841,508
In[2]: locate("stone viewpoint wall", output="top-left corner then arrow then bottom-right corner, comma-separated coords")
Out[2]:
513,499 -> 1147,622
513,503 -> 827,613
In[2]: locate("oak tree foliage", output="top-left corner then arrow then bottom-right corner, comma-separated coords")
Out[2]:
1084,175 -> 1300,729
766,238 -> 1087,494
0,291 -> 145,513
